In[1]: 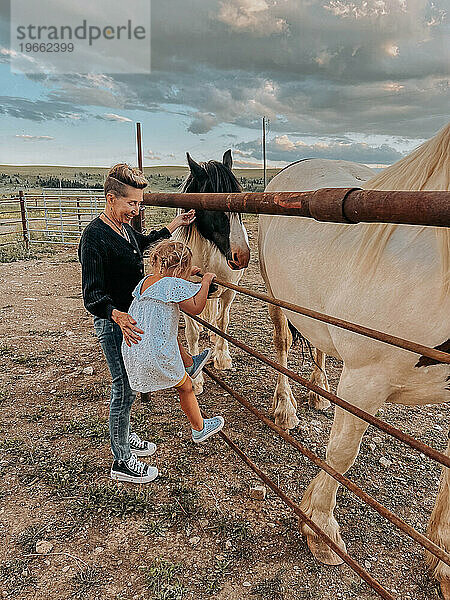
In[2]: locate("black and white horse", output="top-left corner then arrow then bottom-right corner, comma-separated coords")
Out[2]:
174,149 -> 250,393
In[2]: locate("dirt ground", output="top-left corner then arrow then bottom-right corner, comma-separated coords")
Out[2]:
0,216 -> 448,600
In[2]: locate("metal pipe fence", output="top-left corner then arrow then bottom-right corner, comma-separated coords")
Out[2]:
0,193 -> 105,246
143,189 -> 450,227
182,308 -> 449,599
1,185 -> 448,596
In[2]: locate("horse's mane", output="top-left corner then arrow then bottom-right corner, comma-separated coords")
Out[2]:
182,159 -> 242,194
358,122 -> 450,296
176,159 -> 242,245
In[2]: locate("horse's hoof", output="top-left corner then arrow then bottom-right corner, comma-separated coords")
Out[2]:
214,356 -> 232,370
192,381 -> 204,395
274,411 -> 300,431
306,533 -> 345,566
308,390 -> 331,411
440,579 -> 450,600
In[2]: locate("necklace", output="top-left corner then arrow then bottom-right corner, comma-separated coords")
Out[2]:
101,211 -> 128,240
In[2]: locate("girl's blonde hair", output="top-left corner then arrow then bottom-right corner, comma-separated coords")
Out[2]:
149,240 -> 193,278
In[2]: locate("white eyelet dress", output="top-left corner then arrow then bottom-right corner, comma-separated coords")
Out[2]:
121,276 -> 202,393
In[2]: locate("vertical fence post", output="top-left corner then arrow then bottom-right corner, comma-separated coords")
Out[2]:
76,197 -> 82,232
19,190 -> 29,249
59,194 -> 64,243
89,193 -> 93,221
43,189 -> 49,240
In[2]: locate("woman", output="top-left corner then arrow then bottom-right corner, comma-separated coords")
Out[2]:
78,163 -> 210,484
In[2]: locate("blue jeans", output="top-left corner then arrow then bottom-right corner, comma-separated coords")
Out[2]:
93,316 -> 135,461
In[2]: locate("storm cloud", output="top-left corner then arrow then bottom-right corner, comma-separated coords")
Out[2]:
0,0 -> 448,164
235,134 -> 405,164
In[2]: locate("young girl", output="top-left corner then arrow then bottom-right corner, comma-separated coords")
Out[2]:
122,240 -> 225,460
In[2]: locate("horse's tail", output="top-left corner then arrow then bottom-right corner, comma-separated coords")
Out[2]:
287,320 -> 325,373
287,319 -> 301,345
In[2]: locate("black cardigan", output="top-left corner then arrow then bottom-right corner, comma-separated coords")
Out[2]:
78,217 -> 171,320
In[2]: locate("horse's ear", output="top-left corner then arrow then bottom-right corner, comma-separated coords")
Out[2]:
186,152 -> 207,182
222,149 -> 232,170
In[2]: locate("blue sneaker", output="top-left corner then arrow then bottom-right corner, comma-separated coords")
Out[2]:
186,348 -> 212,379
192,416 -> 224,443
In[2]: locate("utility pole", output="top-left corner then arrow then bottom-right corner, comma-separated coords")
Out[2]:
262,116 -> 267,190
136,122 -> 150,404
133,122 -> 145,232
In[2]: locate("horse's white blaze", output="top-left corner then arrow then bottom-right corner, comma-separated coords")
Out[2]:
228,212 -> 250,254
259,126 -> 450,587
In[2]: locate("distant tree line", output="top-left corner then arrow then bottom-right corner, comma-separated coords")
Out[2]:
36,176 -> 103,189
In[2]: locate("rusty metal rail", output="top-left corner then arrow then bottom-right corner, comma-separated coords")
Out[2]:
204,367 -> 450,568
186,313 -> 450,469
217,425 -> 395,600
143,188 -> 450,227
205,276 -> 450,365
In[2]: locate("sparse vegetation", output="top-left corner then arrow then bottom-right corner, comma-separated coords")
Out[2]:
40,455 -> 99,496
0,438 -> 25,453
16,523 -> 50,553
210,510 -> 255,560
10,348 -> 54,366
0,217 -> 444,600
52,415 -> 109,443
0,242 -> 56,262
202,558 -> 234,596
74,483 -> 154,517
141,518 -> 169,538
144,558 -> 187,600
159,484 -> 202,526
252,572 -> 286,599
70,567 -> 103,599
0,558 -> 37,595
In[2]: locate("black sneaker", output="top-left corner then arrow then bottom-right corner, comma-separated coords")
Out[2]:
129,432 -> 157,457
111,454 -> 158,484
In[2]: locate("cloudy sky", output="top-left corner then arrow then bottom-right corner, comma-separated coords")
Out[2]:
0,0 -> 448,168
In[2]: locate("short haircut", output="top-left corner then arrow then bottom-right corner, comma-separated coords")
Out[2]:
104,163 -> 148,199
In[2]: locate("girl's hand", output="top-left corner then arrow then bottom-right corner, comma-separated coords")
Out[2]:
167,209 -> 196,232
111,309 -> 144,347
190,265 -> 202,276
203,272 -> 216,284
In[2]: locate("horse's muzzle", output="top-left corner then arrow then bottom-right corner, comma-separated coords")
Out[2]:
227,259 -> 242,270
228,248 -> 250,270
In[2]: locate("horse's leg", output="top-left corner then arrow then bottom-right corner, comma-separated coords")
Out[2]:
426,436 -> 450,600
309,349 -> 331,410
299,366 -> 385,564
183,314 -> 204,395
213,288 -> 235,370
268,303 -> 299,430
205,297 -> 219,348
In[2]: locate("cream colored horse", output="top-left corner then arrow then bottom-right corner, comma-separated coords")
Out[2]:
259,124 -> 450,595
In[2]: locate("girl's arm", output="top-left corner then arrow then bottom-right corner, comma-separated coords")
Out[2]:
179,273 -> 216,316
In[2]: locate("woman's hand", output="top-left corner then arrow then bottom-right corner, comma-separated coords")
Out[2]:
167,209 -> 196,233
111,309 -> 144,347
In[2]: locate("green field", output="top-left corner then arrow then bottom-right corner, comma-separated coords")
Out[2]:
0,165 -> 281,196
